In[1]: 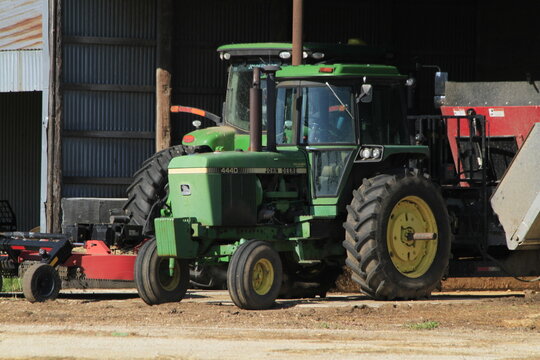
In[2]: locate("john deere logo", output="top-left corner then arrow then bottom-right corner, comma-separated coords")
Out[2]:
181,184 -> 191,196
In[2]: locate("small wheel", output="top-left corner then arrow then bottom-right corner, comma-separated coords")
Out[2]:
22,263 -> 61,302
227,241 -> 283,310
343,173 -> 451,300
135,239 -> 189,305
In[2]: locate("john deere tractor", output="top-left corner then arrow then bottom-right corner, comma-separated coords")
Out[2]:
134,63 -> 450,309
124,42 -> 393,289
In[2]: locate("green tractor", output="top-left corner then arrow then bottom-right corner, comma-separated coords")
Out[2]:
134,63 -> 450,309
124,42 -> 393,289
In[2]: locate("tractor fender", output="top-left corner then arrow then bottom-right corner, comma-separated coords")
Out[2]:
182,126 -> 237,151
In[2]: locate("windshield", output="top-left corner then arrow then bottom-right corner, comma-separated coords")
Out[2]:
276,83 -> 356,144
224,64 -> 267,131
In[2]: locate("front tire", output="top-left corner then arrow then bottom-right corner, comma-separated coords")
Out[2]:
343,173 -> 451,300
135,239 -> 189,305
227,241 -> 283,310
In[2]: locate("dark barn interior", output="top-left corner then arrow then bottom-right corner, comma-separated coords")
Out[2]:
169,0 -> 540,142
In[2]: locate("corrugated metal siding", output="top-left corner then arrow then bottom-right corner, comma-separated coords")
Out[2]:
61,0 -> 156,198
0,92 -> 41,230
63,0 -> 156,39
63,91 -> 154,131
63,137 -> 154,178
0,49 -> 42,92
0,0 -> 42,50
63,45 -> 155,85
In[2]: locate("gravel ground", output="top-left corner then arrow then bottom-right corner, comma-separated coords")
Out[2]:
0,288 -> 539,359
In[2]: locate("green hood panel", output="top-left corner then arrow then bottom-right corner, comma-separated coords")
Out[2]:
169,150 -> 307,170
182,126 -> 237,150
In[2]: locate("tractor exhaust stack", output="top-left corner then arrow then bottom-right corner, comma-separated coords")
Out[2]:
262,66 -> 280,152
249,67 -> 262,152
292,0 -> 303,66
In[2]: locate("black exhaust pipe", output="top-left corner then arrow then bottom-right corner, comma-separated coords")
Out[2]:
249,67 -> 262,152
262,66 -> 280,153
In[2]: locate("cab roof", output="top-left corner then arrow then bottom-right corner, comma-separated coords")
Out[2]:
216,42 -> 393,64
275,64 -> 405,79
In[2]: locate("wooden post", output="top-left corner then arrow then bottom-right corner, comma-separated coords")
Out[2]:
292,0 -> 303,66
46,0 -> 63,233
156,0 -> 173,151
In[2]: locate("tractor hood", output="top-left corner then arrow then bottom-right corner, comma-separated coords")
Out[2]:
169,150 -> 307,171
167,150 -> 308,227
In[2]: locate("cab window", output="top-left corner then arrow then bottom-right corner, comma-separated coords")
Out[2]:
359,84 -> 407,145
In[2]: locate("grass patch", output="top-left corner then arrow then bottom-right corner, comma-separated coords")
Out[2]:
1,276 -> 22,292
407,320 -> 440,330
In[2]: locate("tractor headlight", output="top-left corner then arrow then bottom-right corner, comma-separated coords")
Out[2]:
312,52 -> 325,60
279,51 -> 291,60
356,146 -> 384,162
360,148 -> 372,159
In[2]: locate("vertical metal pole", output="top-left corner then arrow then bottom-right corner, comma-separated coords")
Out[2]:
480,115 -> 488,249
292,0 -> 303,66
457,117 -> 461,183
249,68 -> 262,152
156,0 -> 172,151
468,118 -> 474,181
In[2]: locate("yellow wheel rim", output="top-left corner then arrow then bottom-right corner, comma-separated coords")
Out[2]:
387,196 -> 438,278
252,258 -> 274,295
158,258 -> 181,291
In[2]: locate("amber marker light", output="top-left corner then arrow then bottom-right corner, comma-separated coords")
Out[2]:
183,135 -> 195,143
319,67 -> 334,73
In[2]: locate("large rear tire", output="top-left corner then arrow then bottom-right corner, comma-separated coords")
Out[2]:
124,145 -> 187,234
227,241 -> 283,310
343,173 -> 451,300
135,239 -> 190,305
22,263 -> 61,302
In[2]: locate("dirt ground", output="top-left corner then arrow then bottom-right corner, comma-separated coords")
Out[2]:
1,279 -> 540,360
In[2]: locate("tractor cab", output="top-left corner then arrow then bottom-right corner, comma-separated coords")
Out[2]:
178,43 -> 394,151
272,64 -> 416,207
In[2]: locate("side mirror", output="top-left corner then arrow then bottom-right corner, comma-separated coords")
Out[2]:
357,84 -> 373,103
